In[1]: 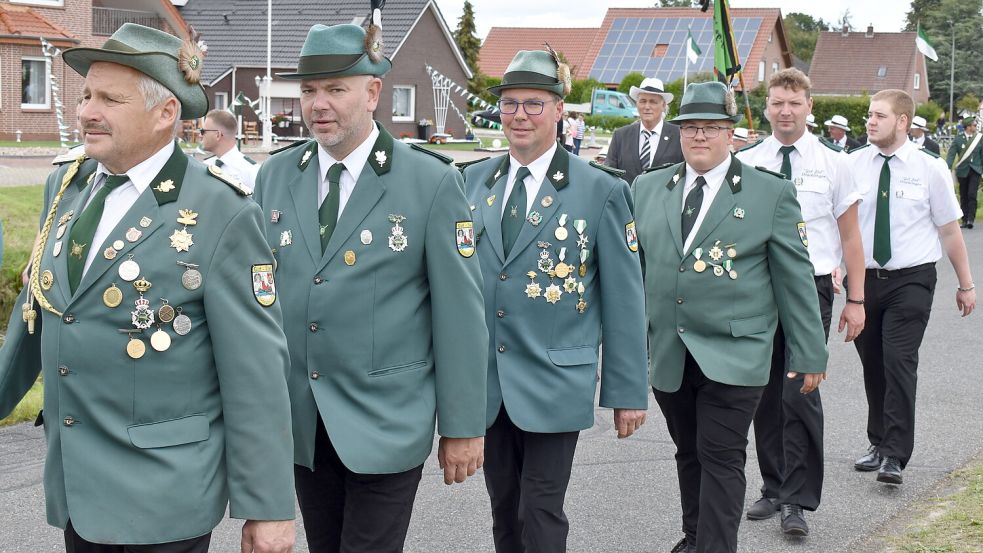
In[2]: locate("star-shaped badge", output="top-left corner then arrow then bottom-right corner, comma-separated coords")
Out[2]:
169,229 -> 194,252
526,282 -> 542,299
576,234 -> 589,249
155,179 -> 175,193
552,171 -> 564,182
375,150 -> 387,167
544,284 -> 562,304
563,277 -> 578,293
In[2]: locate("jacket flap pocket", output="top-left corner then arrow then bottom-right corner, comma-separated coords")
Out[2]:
369,359 -> 427,377
547,346 -> 599,367
729,315 -> 771,337
128,414 -> 209,449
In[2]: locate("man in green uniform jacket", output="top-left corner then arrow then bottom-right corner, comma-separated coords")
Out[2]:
0,24 -> 295,552
633,82 -> 829,553
252,23 -> 487,553
945,116 -> 982,228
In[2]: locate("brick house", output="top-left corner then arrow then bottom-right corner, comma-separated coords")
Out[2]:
0,0 -> 186,141
480,7 -> 792,91
179,0 -> 473,140
809,25 -> 930,104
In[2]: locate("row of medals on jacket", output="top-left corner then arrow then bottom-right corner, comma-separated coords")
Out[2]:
38,206 -> 203,359
523,206 -> 590,313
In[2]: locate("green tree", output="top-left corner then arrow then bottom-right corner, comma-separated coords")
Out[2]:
567,78 -> 606,104
617,72 -> 645,94
783,12 -> 831,62
957,93 -> 980,114
452,1 -> 484,95
916,99 -> 944,131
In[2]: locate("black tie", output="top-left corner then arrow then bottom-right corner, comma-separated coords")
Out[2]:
681,176 -> 707,243
779,145 -> 796,181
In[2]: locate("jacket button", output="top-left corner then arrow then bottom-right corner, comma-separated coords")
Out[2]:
58,366 -> 69,376
309,323 -> 318,332
311,371 -> 320,380
63,314 -> 75,324
497,344 -> 506,353
678,266 -> 685,273
499,273 -> 508,281
676,298 -> 684,304
313,276 -> 324,285
63,416 -> 75,427
678,327 -> 686,334
496,310 -> 505,318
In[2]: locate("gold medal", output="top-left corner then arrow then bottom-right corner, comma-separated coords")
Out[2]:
158,302 -> 175,323
126,337 -> 146,359
103,283 -> 123,308
727,248 -> 737,259
576,298 -> 587,313
729,269 -> 738,280
40,270 -> 54,291
694,260 -> 707,273
554,262 -> 571,279
103,247 -> 117,260
150,328 -> 171,352
344,250 -> 356,266
554,227 -> 569,241
579,263 -> 587,277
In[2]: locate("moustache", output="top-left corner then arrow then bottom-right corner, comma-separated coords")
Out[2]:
82,125 -> 111,134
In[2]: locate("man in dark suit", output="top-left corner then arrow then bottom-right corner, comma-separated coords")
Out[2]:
909,115 -> 940,155
606,77 -> 683,184
825,114 -> 861,151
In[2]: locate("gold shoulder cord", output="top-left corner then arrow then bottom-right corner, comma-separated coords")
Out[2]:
22,155 -> 85,331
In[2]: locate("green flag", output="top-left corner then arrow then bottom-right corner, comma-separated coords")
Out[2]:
712,0 -> 741,84
916,22 -> 938,62
687,28 -> 702,64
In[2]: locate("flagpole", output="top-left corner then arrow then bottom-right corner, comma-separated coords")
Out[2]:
718,1 -> 753,131
949,20 -> 955,124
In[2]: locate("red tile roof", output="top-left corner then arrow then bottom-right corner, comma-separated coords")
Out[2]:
0,2 -> 76,44
809,29 -> 927,99
479,27 -> 599,80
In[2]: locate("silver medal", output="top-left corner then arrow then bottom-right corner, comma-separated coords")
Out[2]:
182,268 -> 202,290
118,255 -> 140,282
150,328 -> 171,352
173,309 -> 192,336
360,229 -> 373,245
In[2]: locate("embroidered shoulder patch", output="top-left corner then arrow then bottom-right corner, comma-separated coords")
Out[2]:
589,160 -> 626,179
797,222 -> 809,248
456,221 -> 476,258
208,164 -> 251,196
625,220 -> 639,252
251,264 -> 277,306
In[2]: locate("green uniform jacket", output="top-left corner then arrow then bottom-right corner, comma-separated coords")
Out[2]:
633,156 -> 828,392
463,147 -> 649,432
946,132 -> 983,177
253,124 -> 488,474
0,146 -> 295,544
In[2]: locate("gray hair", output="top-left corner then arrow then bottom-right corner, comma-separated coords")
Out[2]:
136,74 -> 182,136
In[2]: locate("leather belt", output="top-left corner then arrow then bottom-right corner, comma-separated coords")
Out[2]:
866,262 -> 935,280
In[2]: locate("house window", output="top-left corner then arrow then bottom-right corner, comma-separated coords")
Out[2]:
269,98 -> 300,121
22,57 -> 50,109
392,85 -> 415,122
10,0 -> 63,5
914,73 -> 921,90
877,66 -> 887,78
771,61 -> 779,75
214,92 -> 228,111
651,44 -> 669,57
758,61 -> 765,82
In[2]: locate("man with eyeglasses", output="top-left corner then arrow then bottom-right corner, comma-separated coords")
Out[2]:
736,68 -> 865,537
461,48 -> 648,553
200,109 -> 260,192
633,82 -> 828,553
606,77 -> 683,184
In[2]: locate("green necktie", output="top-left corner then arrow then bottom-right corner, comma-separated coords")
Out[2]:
68,174 -> 129,294
873,154 -> 894,266
681,176 -> 706,243
779,145 -> 796,181
318,162 -> 344,252
503,166 -> 530,257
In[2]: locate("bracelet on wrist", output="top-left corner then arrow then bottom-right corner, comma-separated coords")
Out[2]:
845,298 -> 865,305
957,284 -> 975,292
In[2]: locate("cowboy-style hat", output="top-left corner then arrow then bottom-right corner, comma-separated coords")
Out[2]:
278,24 -> 392,80
911,115 -> 929,131
806,113 -> 818,128
629,77 -> 674,103
489,48 -> 571,98
63,23 -> 208,119
671,81 -> 742,123
824,114 -> 851,131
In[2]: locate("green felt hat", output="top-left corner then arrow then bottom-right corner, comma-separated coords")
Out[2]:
672,81 -> 742,123
278,24 -> 392,79
962,116 -> 976,127
489,49 -> 571,98
63,23 -> 208,119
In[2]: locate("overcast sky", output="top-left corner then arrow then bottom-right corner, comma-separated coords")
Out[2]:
435,1 -> 913,40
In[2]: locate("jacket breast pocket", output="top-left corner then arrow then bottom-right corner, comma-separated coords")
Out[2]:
729,315 -> 771,337
127,414 -> 209,449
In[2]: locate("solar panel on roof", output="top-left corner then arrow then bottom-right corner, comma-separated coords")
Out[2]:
589,16 -> 762,85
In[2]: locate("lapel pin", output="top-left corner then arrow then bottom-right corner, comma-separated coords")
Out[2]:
375,150 -> 387,167
154,179 -> 175,193
733,207 -> 745,219
552,171 -> 564,182
487,194 -> 496,206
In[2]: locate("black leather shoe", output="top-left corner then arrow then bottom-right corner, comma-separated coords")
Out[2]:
746,496 -> 779,520
961,222 -> 970,229
781,504 -> 809,536
669,537 -> 695,553
877,456 -> 903,484
968,222 -> 975,229
855,444 -> 882,472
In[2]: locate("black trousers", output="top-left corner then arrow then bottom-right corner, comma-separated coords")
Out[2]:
853,265 -> 937,468
957,170 -> 980,223
294,416 -> 424,553
65,521 -> 210,553
752,274 -> 832,510
483,406 -> 580,553
654,352 -> 765,553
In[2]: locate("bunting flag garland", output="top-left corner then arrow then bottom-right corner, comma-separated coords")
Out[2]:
39,37 -> 71,146
425,64 -> 502,129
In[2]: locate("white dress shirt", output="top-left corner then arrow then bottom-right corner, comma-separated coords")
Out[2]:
501,142 -> 556,219
83,141 -> 174,275
737,132 -> 861,274
910,134 -> 925,148
639,119 -> 665,166
204,147 -> 260,192
682,157 -> 729,253
316,124 -> 379,221
850,139 -> 961,270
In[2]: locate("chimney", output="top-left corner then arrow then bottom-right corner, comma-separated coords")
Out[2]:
841,24 -> 849,37
866,24 -> 874,38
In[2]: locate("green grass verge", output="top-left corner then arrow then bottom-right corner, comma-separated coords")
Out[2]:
0,379 -> 42,427
423,140 -> 510,152
1,185 -> 44,334
0,140 -> 73,148
882,458 -> 983,553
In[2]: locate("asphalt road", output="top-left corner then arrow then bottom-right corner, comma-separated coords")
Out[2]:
1,206 -> 981,552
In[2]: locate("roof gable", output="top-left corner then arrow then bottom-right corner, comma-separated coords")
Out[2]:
0,3 -> 76,45
479,27 -> 599,79
809,30 -> 921,95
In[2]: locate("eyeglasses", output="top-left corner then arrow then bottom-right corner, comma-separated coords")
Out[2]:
198,128 -> 220,136
679,125 -> 731,139
498,99 -> 555,116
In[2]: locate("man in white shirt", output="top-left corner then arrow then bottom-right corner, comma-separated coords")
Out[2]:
200,109 -> 260,191
606,77 -> 683,184
848,89 -> 976,486
737,68 -> 866,537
